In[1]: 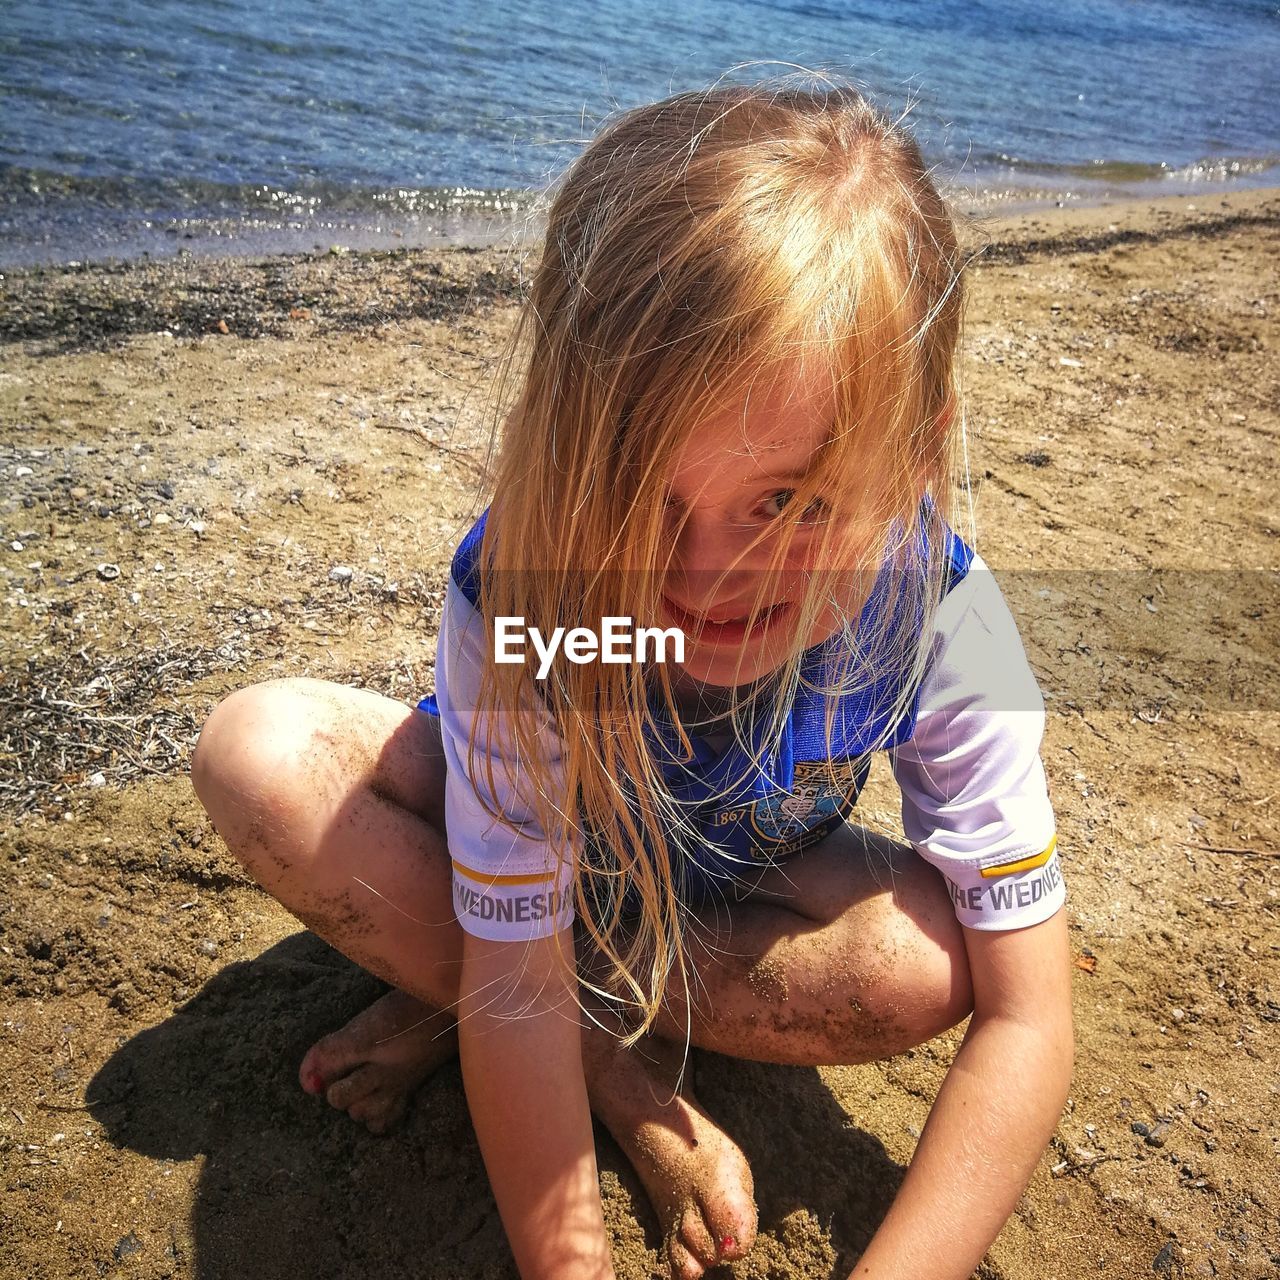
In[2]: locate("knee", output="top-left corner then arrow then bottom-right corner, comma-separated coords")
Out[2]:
859,917 -> 974,1056
190,679 -> 326,853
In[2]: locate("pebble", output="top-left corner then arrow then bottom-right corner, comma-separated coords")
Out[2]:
1152,1240 -> 1183,1276
1146,1121 -> 1171,1148
96,563 -> 121,581
153,512 -> 171,525
15,466 -> 32,477
199,939 -> 219,958
86,772 -> 106,788
328,565 -> 354,584
70,486 -> 88,499
113,1233 -> 141,1261
10,540 -> 23,551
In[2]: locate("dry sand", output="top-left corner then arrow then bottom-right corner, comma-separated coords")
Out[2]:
1,189 -> 1277,1279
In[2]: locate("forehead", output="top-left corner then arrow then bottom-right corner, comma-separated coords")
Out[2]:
667,362 -> 835,496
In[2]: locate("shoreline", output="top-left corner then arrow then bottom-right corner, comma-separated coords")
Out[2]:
3,187 -> 1276,356
3,165 -> 1278,271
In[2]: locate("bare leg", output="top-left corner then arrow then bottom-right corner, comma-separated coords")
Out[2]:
580,824 -> 973,1277
192,678 -> 462,1133
672,823 -> 975,1066
582,1024 -> 757,1280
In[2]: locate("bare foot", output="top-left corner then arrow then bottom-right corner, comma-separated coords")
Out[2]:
584,1030 -> 757,1279
298,988 -> 457,1134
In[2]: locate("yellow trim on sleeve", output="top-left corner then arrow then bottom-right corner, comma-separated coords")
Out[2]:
451,858 -> 558,888
979,835 -> 1057,879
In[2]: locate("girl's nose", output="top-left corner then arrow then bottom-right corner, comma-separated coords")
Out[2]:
666,510 -> 762,605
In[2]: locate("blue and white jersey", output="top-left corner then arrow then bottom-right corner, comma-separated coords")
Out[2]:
423,513 -> 1063,941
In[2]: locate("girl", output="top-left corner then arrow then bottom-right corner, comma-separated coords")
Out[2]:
192,81 -> 1073,1280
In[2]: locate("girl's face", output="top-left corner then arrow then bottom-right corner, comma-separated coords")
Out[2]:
659,364 -> 873,688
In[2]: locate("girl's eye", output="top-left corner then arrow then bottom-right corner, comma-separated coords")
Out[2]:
761,490 -> 828,523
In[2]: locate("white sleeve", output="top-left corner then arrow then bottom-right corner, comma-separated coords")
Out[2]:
890,553 -> 1064,931
435,580 -> 576,941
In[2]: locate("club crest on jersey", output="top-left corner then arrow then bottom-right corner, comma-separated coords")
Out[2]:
747,763 -> 862,843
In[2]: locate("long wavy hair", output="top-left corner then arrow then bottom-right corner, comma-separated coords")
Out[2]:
469,78 -> 967,1039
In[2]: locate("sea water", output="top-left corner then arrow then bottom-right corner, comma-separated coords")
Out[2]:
2,0 -> 1277,264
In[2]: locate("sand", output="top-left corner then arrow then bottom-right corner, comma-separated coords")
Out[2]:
1,189 -> 1277,1280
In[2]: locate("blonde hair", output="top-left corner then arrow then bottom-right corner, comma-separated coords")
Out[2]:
471,78 -> 967,1039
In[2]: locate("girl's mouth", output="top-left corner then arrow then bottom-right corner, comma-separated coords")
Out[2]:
660,595 -> 793,645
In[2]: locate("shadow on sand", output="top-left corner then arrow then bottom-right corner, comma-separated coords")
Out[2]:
88,933 -> 903,1279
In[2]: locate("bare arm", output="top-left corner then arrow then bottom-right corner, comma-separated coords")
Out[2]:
848,907 -> 1074,1279
459,927 -> 615,1280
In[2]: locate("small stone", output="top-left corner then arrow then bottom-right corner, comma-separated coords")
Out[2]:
1152,1240 -> 1182,1276
1146,1121 -> 1171,1148
199,939 -> 219,958
9,540 -> 23,551
153,512 -> 171,525
15,466 -> 33,478
96,563 -> 121,581
113,1233 -> 141,1261
70,486 -> 88,499
1171,1007 -> 1186,1023
86,772 -> 106,788
188,519 -> 206,536
1130,1120 -> 1150,1137
328,565 -> 354,584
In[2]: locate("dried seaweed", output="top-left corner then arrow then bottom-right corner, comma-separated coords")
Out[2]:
0,642 -> 243,815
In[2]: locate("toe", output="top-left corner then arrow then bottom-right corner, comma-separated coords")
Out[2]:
352,1094 -> 406,1136
667,1232 -> 706,1280
674,1203 -> 718,1272
709,1195 -> 757,1265
345,1092 -> 400,1134
299,1031 -> 354,1094
325,1065 -> 374,1111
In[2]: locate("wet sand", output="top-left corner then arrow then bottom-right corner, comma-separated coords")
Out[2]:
1,188 -> 1277,1279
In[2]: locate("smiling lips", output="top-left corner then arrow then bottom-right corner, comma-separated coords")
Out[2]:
661,595 -> 793,644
